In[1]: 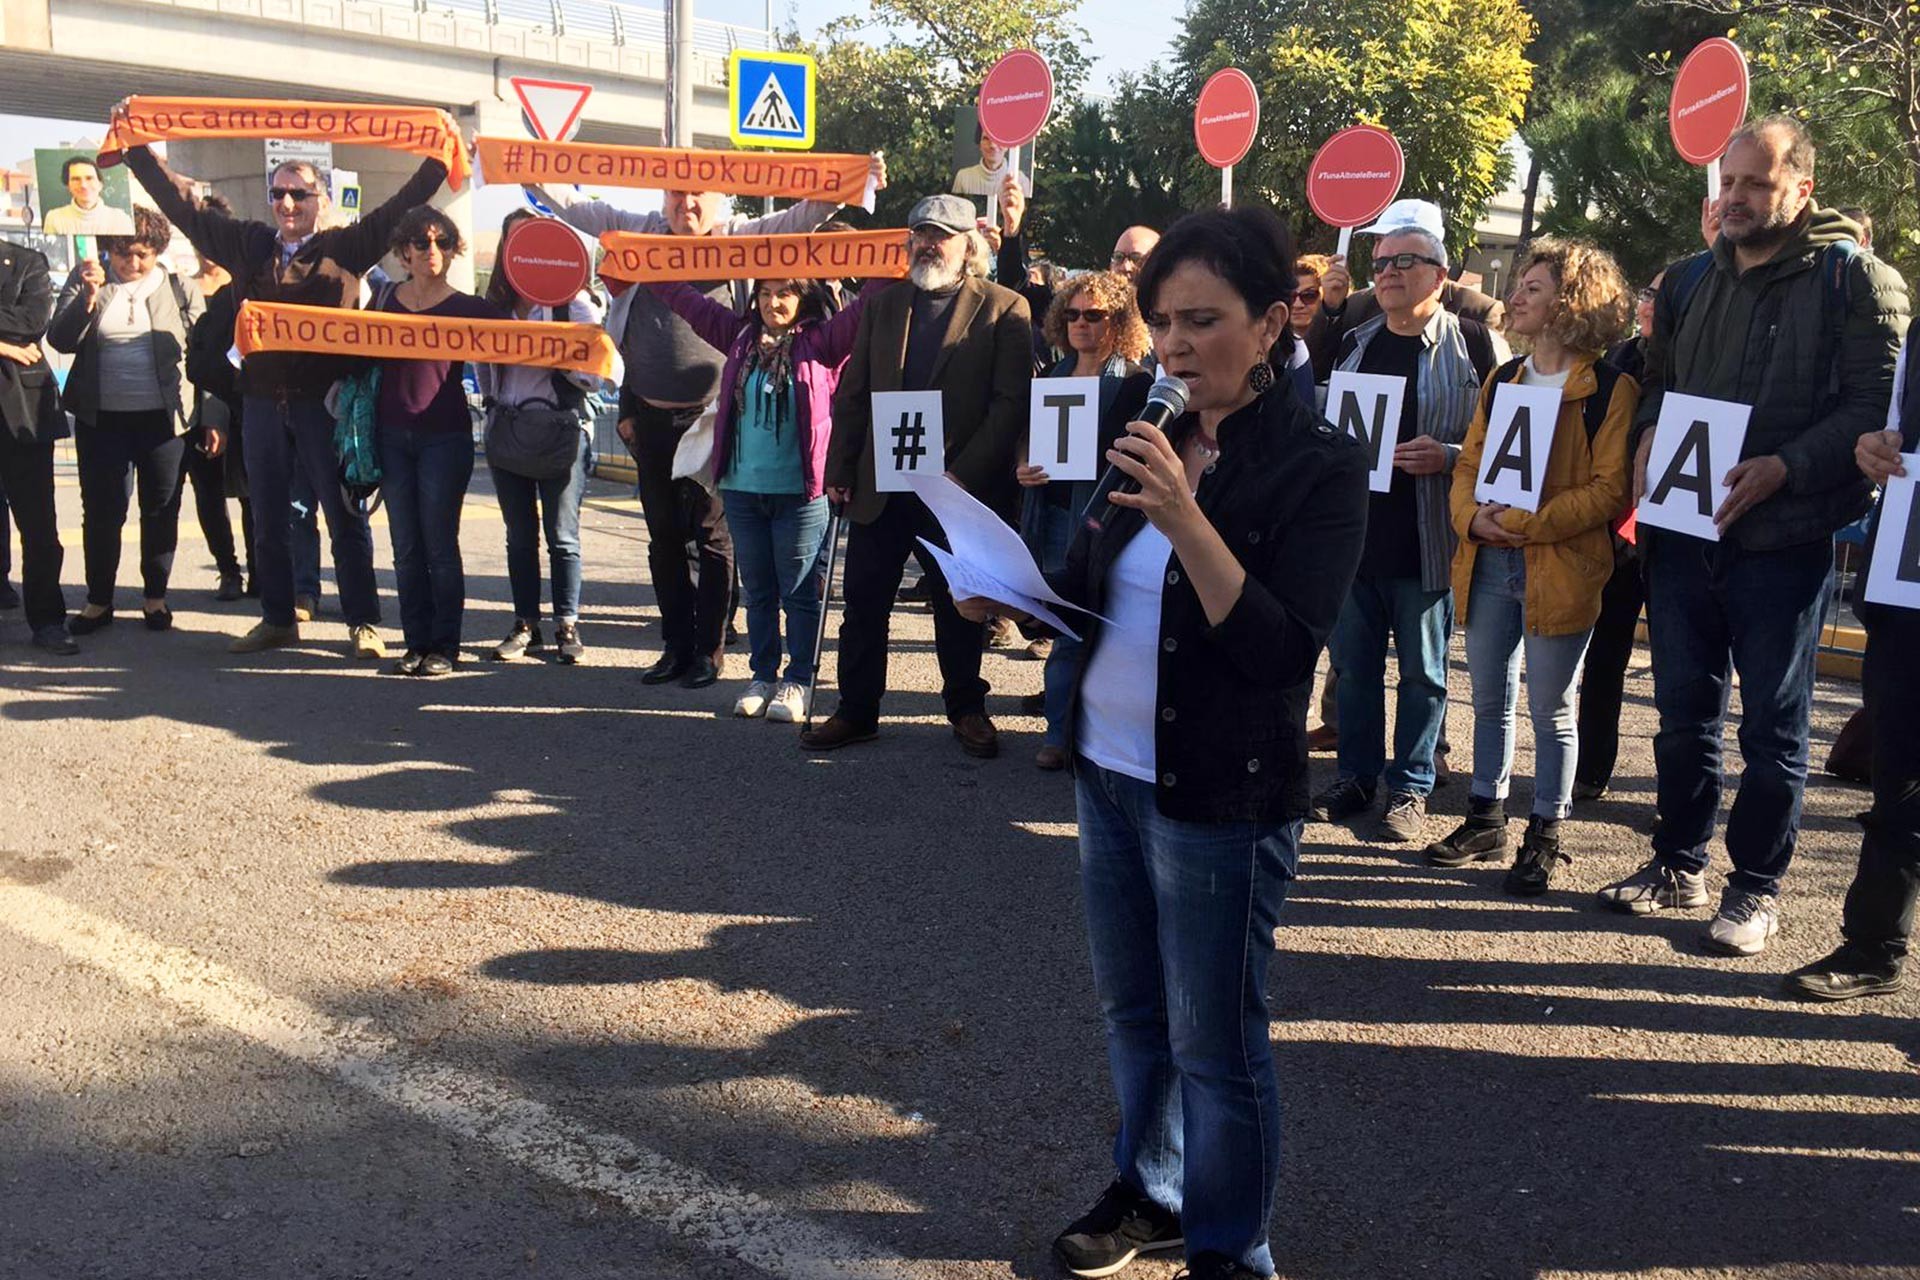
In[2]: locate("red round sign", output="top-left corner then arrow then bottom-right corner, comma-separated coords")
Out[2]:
1194,68 -> 1260,170
977,49 -> 1055,148
1669,37 -> 1750,166
1306,125 -> 1406,229
500,216 -> 591,309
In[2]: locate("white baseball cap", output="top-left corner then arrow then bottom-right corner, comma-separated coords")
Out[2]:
1359,198 -> 1445,238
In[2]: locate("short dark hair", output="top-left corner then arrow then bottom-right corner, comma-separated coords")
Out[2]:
100,205 -> 173,258
199,192 -> 234,218
270,159 -> 328,189
1728,114 -> 1816,179
1133,206 -> 1298,323
388,205 -> 465,258
60,156 -> 99,185
751,277 -> 835,327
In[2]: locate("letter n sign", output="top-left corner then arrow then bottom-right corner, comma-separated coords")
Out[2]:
1474,382 -> 1562,513
1026,376 -> 1100,481
1324,370 -> 1406,493
1636,392 -> 1751,542
1864,454 -> 1920,611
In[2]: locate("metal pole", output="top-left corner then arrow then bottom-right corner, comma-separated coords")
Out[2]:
804,507 -> 845,732
670,0 -> 695,147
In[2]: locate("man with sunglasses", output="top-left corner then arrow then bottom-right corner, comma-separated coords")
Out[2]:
1313,225 -> 1504,846
802,194 -> 1033,759
123,140 -> 451,658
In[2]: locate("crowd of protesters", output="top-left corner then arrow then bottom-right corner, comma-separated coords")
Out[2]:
0,104 -> 1915,1280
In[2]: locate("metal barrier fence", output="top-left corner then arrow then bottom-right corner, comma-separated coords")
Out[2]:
438,0 -> 769,53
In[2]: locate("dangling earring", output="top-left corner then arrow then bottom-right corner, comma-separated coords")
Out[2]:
1247,359 -> 1276,395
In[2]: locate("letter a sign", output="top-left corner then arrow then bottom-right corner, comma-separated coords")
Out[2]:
1474,382 -> 1562,512
1324,371 -> 1406,493
730,51 -> 816,150
872,391 -> 946,493
1026,376 -> 1100,481
1636,392 -> 1751,541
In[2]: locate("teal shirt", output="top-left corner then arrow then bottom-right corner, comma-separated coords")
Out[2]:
721,368 -> 806,494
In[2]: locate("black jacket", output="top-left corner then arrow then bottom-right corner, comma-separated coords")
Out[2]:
0,243 -> 66,444
1047,387 -> 1369,822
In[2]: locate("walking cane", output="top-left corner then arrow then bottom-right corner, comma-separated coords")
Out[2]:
804,503 -> 846,733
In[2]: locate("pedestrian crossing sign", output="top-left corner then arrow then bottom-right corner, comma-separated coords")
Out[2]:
729,50 -> 816,150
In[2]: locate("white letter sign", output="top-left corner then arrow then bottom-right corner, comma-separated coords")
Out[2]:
872,391 -> 947,493
1635,392 -> 1751,542
1026,376 -> 1101,482
1324,371 -> 1406,493
1474,381 -> 1563,513
1864,455 -> 1920,612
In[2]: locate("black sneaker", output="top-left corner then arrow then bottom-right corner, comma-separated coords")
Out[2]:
1426,797 -> 1509,867
1783,943 -> 1904,1001
1053,1179 -> 1182,1278
1175,1253 -> 1264,1280
1504,816 -> 1570,897
491,621 -> 542,662
555,623 -> 584,665
1310,777 -> 1376,824
215,571 -> 245,602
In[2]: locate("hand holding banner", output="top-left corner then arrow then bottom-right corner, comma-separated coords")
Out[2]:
1636,392 -> 1751,542
598,230 -> 907,284
1473,382 -> 1562,512
1026,377 -> 1101,481
235,302 -> 618,379
477,137 -> 872,204
103,97 -> 471,190
1324,371 -> 1406,493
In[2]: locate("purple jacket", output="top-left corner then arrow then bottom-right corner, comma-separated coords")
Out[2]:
652,282 -> 889,500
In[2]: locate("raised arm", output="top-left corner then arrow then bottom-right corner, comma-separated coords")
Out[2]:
120,145 -> 261,280
649,281 -> 750,354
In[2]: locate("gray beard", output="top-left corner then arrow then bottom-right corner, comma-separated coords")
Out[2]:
910,257 -> 962,292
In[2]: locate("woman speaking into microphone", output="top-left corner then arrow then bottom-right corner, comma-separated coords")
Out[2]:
959,207 -> 1368,1279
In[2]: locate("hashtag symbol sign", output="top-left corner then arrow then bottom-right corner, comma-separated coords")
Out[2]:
891,412 -> 927,471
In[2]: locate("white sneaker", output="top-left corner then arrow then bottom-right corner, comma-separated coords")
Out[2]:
1596,859 -> 1710,915
734,680 -> 773,718
1706,888 -> 1780,956
765,680 -> 809,724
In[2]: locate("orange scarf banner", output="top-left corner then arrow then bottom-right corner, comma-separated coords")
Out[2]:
103,97 -> 472,190
597,230 -> 908,284
235,302 -> 616,379
476,136 -> 871,205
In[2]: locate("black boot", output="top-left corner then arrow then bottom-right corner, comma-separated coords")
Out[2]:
1425,795 -> 1509,867
1783,943 -> 1904,1001
1505,815 -> 1570,897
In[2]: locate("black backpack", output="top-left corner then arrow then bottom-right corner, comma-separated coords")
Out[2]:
1485,354 -> 1624,444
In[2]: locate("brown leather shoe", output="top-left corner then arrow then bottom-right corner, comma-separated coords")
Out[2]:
799,715 -> 878,751
1305,723 -> 1338,753
1034,744 -> 1067,771
951,713 -> 999,759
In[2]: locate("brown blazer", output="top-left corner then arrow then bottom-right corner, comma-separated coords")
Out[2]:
826,274 -> 1033,525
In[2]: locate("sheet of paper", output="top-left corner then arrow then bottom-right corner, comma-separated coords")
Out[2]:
1324,370 -> 1405,494
1636,392 -> 1751,542
1863,455 -> 1920,611
1027,376 -> 1102,481
917,540 -> 1084,641
1473,380 -> 1563,513
903,471 -> 1080,609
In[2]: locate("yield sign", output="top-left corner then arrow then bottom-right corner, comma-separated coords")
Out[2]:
511,76 -> 593,142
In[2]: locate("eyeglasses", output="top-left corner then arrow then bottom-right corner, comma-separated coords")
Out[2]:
1372,252 -> 1444,272
1637,286 -> 1658,302
1295,286 -> 1322,304
1110,251 -> 1148,268
269,187 -> 317,204
408,235 -> 451,251
1061,307 -> 1110,324
910,225 -> 958,243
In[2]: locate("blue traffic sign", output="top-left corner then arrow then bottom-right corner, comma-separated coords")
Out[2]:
729,51 -> 816,150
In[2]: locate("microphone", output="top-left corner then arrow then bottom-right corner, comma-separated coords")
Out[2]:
1086,373 -> 1191,533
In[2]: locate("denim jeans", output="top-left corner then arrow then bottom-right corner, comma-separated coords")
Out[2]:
1330,572 -> 1452,795
1642,531 -> 1832,896
380,427 -> 474,655
243,396 -> 378,628
1026,496 -> 1084,748
1076,759 -> 1299,1275
721,488 -> 828,684
491,433 -> 588,626
289,461 -> 321,602
1463,548 -> 1593,820
73,411 -> 186,606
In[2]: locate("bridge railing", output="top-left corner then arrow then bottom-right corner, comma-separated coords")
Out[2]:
429,0 -> 769,52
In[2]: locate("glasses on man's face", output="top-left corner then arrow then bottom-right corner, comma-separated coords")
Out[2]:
1372,252 -> 1444,273
408,235 -> 450,252
269,187 -> 317,204
1110,251 -> 1148,268
1295,286 -> 1322,304
1062,307 -> 1110,324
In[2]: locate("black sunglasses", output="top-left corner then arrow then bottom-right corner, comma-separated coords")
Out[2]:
269,187 -> 317,203
1110,251 -> 1148,267
1295,286 -> 1322,303
1372,252 -> 1444,272
408,235 -> 451,251
1062,307 -> 1110,323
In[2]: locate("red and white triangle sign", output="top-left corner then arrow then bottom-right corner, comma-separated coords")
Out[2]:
511,76 -> 593,142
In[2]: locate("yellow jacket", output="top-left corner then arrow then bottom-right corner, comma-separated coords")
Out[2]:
1449,356 -> 1638,636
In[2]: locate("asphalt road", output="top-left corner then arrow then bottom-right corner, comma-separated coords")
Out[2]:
1,461 -> 1915,1280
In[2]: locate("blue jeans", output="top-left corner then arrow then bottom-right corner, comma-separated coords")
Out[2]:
491,435 -> 588,625
1643,531 -> 1832,896
289,462 -> 321,602
1330,573 -> 1452,795
380,427 -> 474,655
1463,548 -> 1592,820
721,488 -> 829,684
1026,496 -> 1085,748
1075,759 -> 1299,1276
243,396 -> 379,628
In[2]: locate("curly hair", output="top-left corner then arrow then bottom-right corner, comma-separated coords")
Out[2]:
100,205 -> 172,258
1042,271 -> 1150,364
1509,236 -> 1633,357
388,205 -> 466,259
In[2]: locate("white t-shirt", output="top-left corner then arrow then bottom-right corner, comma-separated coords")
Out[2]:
1077,523 -> 1173,783
1521,355 -> 1572,389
